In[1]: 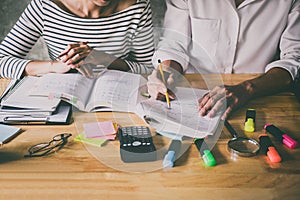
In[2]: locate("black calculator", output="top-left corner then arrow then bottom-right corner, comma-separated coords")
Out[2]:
118,126 -> 157,162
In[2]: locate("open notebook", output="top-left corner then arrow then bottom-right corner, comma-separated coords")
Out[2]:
29,70 -> 146,113
135,87 -> 222,138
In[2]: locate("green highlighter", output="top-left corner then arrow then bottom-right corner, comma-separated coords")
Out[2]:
194,138 -> 216,167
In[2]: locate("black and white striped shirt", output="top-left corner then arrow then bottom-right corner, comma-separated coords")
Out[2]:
0,0 -> 155,79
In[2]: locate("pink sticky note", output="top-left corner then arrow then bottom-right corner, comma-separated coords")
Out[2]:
84,121 -> 116,138
93,134 -> 116,140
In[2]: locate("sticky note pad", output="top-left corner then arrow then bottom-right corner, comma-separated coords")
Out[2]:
83,121 -> 116,138
93,134 -> 116,140
74,132 -> 107,147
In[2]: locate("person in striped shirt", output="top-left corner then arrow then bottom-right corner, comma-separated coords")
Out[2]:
0,0 -> 155,79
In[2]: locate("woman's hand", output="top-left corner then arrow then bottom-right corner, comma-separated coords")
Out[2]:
59,42 -> 92,65
147,60 -> 183,100
49,60 -> 73,74
198,82 -> 252,120
58,42 -> 92,68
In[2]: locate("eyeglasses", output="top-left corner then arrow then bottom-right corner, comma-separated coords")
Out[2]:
24,133 -> 72,157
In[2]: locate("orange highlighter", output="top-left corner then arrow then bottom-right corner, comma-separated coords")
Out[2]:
259,134 -> 281,163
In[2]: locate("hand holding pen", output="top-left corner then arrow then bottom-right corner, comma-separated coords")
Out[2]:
147,60 -> 178,104
158,60 -> 172,109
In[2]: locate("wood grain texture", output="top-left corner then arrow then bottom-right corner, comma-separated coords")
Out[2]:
0,74 -> 299,200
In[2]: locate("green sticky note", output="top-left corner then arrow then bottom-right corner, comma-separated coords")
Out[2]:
74,132 -> 107,147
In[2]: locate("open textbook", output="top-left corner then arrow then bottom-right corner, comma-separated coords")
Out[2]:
30,70 -> 147,112
135,87 -> 223,138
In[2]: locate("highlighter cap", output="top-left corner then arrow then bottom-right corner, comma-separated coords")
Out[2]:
267,147 -> 282,163
202,150 -> 217,167
244,109 -> 256,132
282,134 -> 298,149
244,118 -> 255,132
163,151 -> 175,168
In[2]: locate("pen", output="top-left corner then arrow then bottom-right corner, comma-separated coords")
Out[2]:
194,138 -> 216,167
259,134 -> 281,163
158,59 -> 171,109
163,139 -> 181,168
264,124 -> 298,149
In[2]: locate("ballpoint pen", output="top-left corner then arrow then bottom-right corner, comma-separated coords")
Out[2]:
259,134 -> 281,163
3,116 -> 49,125
163,139 -> 182,168
158,59 -> 171,109
194,138 -> 216,167
264,124 -> 298,149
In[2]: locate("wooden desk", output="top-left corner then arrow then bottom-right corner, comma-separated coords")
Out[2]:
0,74 -> 299,200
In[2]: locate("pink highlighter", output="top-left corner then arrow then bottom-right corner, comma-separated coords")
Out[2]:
264,124 -> 298,149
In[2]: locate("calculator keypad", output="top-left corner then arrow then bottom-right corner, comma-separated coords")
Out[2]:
119,126 -> 156,162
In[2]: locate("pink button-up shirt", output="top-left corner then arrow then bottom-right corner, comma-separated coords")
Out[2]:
153,0 -> 300,79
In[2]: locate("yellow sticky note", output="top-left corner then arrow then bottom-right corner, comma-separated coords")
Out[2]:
74,132 -> 107,147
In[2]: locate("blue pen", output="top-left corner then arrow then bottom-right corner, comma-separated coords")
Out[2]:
163,139 -> 182,168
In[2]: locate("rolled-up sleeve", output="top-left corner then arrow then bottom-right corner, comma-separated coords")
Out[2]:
152,0 -> 191,71
0,0 -> 44,79
265,0 -> 300,80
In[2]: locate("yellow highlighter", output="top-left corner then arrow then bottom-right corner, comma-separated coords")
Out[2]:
158,60 -> 171,109
244,108 -> 256,132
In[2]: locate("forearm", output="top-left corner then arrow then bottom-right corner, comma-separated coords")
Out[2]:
24,60 -> 72,76
107,57 -> 130,71
242,67 -> 293,99
24,61 -> 55,76
161,60 -> 184,74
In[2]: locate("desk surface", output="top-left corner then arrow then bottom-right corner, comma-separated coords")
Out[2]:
0,74 -> 299,200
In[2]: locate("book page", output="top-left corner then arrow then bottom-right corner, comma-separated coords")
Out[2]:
30,73 -> 95,110
86,70 -> 143,112
135,87 -> 222,138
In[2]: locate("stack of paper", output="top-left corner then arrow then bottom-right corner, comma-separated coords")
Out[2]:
0,77 -> 61,116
